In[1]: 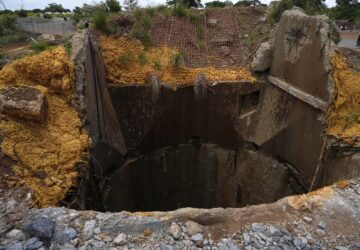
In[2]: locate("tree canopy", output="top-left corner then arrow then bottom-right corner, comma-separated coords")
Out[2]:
331,0 -> 360,23
166,0 -> 202,8
44,3 -> 67,13
205,0 -> 233,8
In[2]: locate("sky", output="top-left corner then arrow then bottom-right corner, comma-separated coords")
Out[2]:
1,0 -> 337,11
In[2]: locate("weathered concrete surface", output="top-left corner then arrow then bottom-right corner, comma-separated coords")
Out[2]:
103,143 -> 300,212
270,9 -> 334,103
0,86 -> 47,122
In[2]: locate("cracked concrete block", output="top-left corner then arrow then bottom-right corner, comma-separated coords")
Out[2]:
0,86 -> 47,122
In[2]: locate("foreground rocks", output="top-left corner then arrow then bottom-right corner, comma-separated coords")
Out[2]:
0,179 -> 359,249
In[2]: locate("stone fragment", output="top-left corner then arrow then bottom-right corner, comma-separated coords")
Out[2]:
207,18 -> 218,27
0,86 -> 47,123
220,46 -> 231,57
185,221 -> 204,236
169,222 -> 181,240
251,41 -> 273,72
335,247 -> 349,250
190,233 -> 203,246
251,223 -> 266,233
316,229 -> 326,236
56,227 -> 77,244
318,220 -> 327,230
243,232 -> 251,245
6,229 -> 26,241
82,220 -> 96,240
23,216 -> 55,240
160,245 -> 173,250
6,242 -> 24,250
210,37 -> 233,46
303,216 -> 313,223
113,233 -> 127,246
269,225 -> 282,236
24,237 -> 43,250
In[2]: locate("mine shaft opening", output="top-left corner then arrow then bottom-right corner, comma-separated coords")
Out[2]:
78,82 -> 310,213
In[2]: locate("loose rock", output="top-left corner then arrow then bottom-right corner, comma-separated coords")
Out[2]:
169,222 -> 181,240
24,237 -> 43,250
82,220 -> 96,240
113,233 -> 127,246
185,221 -> 204,236
56,227 -> 77,244
23,216 -> 55,240
6,229 -> 26,241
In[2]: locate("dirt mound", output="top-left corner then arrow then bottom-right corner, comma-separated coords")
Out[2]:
326,50 -> 360,145
0,47 -> 89,207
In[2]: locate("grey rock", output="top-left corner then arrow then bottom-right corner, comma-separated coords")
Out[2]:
169,222 -> 181,240
24,238 -> 43,250
82,220 -> 96,240
23,216 -> 55,240
207,18 -> 218,27
251,223 -> 266,233
220,46 -> 231,57
251,41 -> 272,72
243,233 -> 251,245
185,221 -> 204,236
303,216 -> 313,223
228,243 -> 238,250
335,247 -> 349,250
293,238 -> 305,249
113,233 -> 127,246
190,233 -> 203,245
6,229 -> 26,241
269,225 -> 282,237
318,220 -> 326,230
56,227 -> 77,244
160,245 -> 173,250
316,229 -> 326,236
6,242 -> 24,250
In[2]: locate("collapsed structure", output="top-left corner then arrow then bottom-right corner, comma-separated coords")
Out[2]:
0,7 -> 359,249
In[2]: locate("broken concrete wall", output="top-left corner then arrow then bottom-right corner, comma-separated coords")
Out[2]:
270,9 -> 334,103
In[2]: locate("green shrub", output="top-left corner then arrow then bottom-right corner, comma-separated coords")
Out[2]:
196,26 -> 204,39
106,0 -> 121,12
197,40 -> 206,50
141,15 -> 152,28
268,0 -> 293,24
92,11 -> 110,33
65,39 -> 72,56
172,5 -> 188,18
134,30 -> 152,48
145,7 -> 156,16
0,14 -> 17,35
154,60 -> 162,70
156,5 -> 171,16
173,52 -> 185,69
188,12 -> 201,24
138,51 -> 148,65
29,41 -> 48,53
119,53 -> 131,64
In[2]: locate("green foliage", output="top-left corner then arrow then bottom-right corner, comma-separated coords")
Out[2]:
167,0 -> 202,8
268,0 -> 293,24
173,52 -> 185,69
119,53 -> 131,64
188,12 -> 201,23
197,40 -> 206,50
330,0 -> 360,23
196,26 -> 205,39
92,11 -> 110,33
172,4 -> 189,17
0,32 -> 28,46
234,0 -> 261,7
44,3 -> 66,13
65,39 -> 72,56
134,31 -> 152,48
29,41 -> 48,54
16,9 -> 28,17
156,5 -> 171,16
138,51 -> 148,65
0,14 -> 17,35
246,23 -> 272,45
124,0 -> 139,10
145,6 -> 157,16
154,60 -> 162,70
205,1 -> 233,8
106,0 -> 121,12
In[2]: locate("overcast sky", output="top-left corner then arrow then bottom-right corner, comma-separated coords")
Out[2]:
1,0 -> 337,11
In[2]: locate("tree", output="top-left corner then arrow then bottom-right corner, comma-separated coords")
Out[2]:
205,1 -> 233,8
124,0 -> 138,10
292,0 -> 326,14
331,0 -> 360,23
106,0 -> 121,12
44,3 -> 65,13
167,0 -> 202,8
234,0 -> 261,6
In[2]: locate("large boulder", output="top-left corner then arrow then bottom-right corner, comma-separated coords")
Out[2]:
251,41 -> 273,72
0,86 -> 47,122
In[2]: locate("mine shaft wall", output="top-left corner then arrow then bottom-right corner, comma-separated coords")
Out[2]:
109,82 -> 261,152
